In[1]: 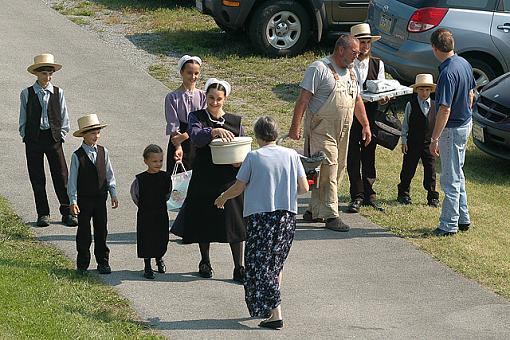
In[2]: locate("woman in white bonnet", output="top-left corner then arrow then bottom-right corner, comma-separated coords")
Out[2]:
164,55 -> 206,172
171,78 -> 246,283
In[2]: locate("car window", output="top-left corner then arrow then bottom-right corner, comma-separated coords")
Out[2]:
502,0 -> 510,11
397,0 -> 498,10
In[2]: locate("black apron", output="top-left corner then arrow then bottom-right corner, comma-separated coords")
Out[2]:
136,171 -> 171,258
172,110 -> 246,243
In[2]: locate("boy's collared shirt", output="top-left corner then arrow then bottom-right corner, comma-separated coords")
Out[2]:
401,97 -> 431,145
67,142 -> 117,204
354,57 -> 385,87
19,81 -> 70,140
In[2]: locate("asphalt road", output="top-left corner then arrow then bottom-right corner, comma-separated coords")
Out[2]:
1,1 -> 509,338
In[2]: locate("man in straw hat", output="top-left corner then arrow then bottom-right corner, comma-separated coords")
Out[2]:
19,53 -> 77,227
68,114 -> 118,274
397,73 -> 440,208
346,23 -> 387,213
429,28 -> 476,236
289,34 -> 372,232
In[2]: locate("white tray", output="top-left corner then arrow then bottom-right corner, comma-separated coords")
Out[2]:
361,86 -> 413,102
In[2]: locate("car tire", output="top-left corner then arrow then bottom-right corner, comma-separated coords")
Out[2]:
466,58 -> 497,89
248,1 -> 311,57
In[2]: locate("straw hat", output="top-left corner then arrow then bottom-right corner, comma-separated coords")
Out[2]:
410,73 -> 436,92
73,114 -> 108,137
27,53 -> 62,74
350,23 -> 381,42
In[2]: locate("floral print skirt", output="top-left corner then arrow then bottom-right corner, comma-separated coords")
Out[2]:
244,210 -> 296,317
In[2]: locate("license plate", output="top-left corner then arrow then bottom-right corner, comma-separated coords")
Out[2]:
379,13 -> 393,33
472,123 -> 484,143
196,0 -> 203,12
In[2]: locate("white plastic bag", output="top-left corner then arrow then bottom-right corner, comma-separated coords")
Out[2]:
166,162 -> 192,211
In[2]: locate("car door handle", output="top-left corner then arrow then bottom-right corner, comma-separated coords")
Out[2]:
497,24 -> 510,30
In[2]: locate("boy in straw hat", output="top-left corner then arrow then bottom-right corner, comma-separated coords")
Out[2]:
397,73 -> 440,207
68,114 -> 118,274
347,23 -> 387,213
19,53 -> 77,227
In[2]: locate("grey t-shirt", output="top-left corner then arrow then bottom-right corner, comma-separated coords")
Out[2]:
236,145 -> 306,217
300,56 -> 354,114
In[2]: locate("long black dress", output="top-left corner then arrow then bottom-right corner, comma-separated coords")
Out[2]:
171,109 -> 246,243
136,171 -> 172,258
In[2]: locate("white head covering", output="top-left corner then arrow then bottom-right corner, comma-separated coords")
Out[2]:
204,78 -> 231,97
177,55 -> 202,75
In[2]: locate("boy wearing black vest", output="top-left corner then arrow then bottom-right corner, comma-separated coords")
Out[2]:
19,54 -> 77,227
397,74 -> 440,207
68,114 -> 118,274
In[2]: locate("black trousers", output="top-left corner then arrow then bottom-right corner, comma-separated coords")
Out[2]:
397,142 -> 439,201
347,119 -> 377,201
76,194 -> 109,270
25,129 -> 70,216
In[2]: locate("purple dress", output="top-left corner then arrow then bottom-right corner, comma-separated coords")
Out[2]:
164,88 -> 206,172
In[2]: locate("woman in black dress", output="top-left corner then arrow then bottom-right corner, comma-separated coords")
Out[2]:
171,78 -> 246,282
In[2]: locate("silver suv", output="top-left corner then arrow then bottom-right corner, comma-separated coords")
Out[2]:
367,0 -> 510,86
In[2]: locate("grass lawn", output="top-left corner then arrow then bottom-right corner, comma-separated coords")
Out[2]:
52,0 -> 510,299
0,197 -> 162,339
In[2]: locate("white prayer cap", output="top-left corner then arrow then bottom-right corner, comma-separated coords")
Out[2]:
177,55 -> 202,75
204,78 -> 231,97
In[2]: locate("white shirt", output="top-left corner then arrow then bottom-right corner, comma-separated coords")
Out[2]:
354,57 -> 385,88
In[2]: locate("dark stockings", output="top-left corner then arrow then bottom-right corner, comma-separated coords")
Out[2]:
144,258 -> 152,270
198,242 -> 243,268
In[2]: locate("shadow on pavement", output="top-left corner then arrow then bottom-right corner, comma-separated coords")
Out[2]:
146,317 -> 254,330
38,231 -> 137,244
105,270 -> 242,286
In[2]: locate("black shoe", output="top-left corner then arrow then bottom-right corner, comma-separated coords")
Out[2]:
458,223 -> 471,232
233,266 -> 245,284
347,198 -> 363,213
325,217 -> 350,232
97,263 -> 112,274
36,215 -> 50,227
302,210 -> 324,223
62,214 -> 78,227
427,199 -> 440,208
432,228 -> 456,237
144,268 -> 155,279
259,319 -> 284,330
364,199 -> 385,212
397,196 -> 412,205
156,259 -> 166,273
198,260 -> 213,278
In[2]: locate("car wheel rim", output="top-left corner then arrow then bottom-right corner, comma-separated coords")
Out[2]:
473,67 -> 490,89
266,11 -> 301,50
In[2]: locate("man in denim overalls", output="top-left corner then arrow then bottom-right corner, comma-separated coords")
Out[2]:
289,35 -> 372,231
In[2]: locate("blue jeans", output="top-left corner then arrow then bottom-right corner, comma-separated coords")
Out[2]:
438,120 -> 472,232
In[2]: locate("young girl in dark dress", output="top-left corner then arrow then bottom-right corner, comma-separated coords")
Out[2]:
171,78 -> 246,282
130,144 -> 172,279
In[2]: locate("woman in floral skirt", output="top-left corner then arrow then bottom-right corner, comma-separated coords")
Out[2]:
215,116 -> 309,330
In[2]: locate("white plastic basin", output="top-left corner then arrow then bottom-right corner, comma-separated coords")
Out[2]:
210,136 -> 252,164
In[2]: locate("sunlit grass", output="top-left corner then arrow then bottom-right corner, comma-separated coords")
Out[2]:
0,197 -> 163,338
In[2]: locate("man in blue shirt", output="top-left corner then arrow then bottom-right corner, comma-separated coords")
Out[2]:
429,29 -> 476,236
